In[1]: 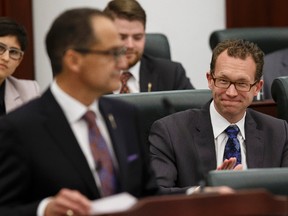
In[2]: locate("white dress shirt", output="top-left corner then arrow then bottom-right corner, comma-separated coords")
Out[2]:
209,101 -> 247,170
37,80 -> 117,215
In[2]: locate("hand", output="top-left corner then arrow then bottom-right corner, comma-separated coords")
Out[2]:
45,188 -> 91,216
216,157 -> 243,170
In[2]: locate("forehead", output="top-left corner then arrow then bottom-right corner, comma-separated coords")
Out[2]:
215,50 -> 256,80
0,35 -> 20,48
91,16 -> 122,48
113,18 -> 145,34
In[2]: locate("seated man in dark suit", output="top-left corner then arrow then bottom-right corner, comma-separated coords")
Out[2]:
263,47 -> 288,99
103,0 -> 194,93
0,8 -> 158,216
149,39 -> 288,194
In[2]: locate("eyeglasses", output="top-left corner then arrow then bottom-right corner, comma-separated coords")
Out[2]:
211,75 -> 258,92
0,43 -> 24,60
73,47 -> 127,62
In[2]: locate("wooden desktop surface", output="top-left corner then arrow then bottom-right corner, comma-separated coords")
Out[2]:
99,190 -> 288,216
249,99 -> 277,118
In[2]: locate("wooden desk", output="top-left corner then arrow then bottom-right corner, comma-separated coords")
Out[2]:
100,190 -> 288,216
249,99 -> 277,117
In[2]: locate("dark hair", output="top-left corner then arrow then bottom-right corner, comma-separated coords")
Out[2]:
104,0 -> 146,28
0,17 -> 27,51
210,39 -> 264,82
45,8 -> 111,76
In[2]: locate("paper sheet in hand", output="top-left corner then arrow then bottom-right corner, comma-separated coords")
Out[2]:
90,192 -> 137,215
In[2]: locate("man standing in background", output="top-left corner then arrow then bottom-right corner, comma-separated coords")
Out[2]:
104,0 -> 194,93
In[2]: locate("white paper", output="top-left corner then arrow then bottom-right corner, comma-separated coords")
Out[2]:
90,192 -> 138,215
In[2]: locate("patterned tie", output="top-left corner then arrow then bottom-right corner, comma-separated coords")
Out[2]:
120,71 -> 132,94
223,125 -> 241,166
83,111 -> 117,197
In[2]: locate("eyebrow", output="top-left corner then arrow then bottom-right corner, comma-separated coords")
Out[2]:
0,42 -> 21,50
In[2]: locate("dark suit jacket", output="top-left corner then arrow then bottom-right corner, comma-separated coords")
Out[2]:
139,54 -> 194,92
0,89 -> 158,215
149,102 -> 288,194
263,48 -> 288,99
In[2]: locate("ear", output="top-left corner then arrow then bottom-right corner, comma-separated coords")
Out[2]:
206,72 -> 213,90
253,79 -> 264,97
63,49 -> 82,73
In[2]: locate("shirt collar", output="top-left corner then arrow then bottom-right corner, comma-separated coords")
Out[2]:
127,61 -> 140,82
50,80 -> 99,124
210,100 -> 246,139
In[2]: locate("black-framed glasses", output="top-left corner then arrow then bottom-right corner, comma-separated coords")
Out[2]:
211,75 -> 258,92
0,43 -> 24,60
73,47 -> 126,62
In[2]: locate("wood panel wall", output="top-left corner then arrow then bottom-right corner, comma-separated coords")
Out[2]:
226,0 -> 288,28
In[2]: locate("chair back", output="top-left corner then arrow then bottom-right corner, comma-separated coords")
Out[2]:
209,27 -> 288,54
271,76 -> 288,122
144,33 -> 171,60
105,89 -> 212,144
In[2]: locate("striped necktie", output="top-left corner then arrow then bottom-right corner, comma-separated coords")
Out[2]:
120,71 -> 132,93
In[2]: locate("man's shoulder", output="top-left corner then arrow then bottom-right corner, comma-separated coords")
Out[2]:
141,54 -> 182,67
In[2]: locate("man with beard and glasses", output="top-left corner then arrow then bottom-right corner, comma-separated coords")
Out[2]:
104,0 -> 194,93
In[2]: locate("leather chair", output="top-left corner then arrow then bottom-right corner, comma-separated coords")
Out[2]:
144,33 -> 171,60
209,27 -> 288,54
271,76 -> 288,122
105,89 -> 212,144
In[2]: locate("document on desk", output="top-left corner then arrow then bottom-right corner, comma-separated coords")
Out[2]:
90,193 -> 138,215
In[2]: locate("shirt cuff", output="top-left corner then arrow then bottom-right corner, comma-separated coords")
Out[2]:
37,197 -> 52,216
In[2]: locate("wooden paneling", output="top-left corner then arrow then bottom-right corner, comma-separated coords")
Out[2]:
0,0 -> 34,79
226,0 -> 288,28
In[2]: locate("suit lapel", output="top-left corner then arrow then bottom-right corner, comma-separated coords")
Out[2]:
98,98 -> 132,192
245,110 -> 264,168
41,90 -> 100,198
192,104 -> 217,176
4,78 -> 22,112
139,55 -> 158,92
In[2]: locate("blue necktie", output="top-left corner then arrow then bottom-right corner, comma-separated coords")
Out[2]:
83,111 -> 117,197
223,125 -> 241,166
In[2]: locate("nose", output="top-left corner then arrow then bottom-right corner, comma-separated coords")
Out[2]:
125,37 -> 134,49
1,49 -> 10,61
226,83 -> 238,96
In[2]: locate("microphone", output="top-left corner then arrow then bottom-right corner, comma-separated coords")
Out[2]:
162,97 -> 176,115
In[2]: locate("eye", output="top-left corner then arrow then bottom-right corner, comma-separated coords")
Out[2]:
9,49 -> 20,55
133,34 -> 144,41
218,79 -> 229,84
0,45 -> 6,52
237,82 -> 249,88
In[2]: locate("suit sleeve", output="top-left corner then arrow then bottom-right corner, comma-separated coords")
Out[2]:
0,118 -> 39,215
149,119 -> 190,194
173,63 -> 195,90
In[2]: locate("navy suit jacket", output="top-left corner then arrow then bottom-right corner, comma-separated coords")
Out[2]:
263,48 -> 288,99
0,88 -> 158,215
139,54 -> 194,92
149,102 -> 288,193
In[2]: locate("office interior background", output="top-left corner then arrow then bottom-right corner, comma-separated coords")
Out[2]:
1,0 -> 288,91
